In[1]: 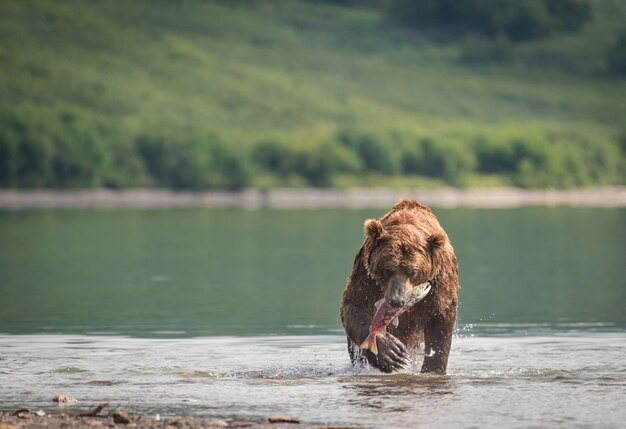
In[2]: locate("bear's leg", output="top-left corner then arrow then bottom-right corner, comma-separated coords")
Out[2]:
347,337 -> 367,366
421,311 -> 455,375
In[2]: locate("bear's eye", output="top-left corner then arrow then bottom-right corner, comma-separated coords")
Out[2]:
384,268 -> 394,277
408,270 -> 416,277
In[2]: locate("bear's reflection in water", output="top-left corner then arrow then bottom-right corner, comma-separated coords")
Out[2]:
340,373 -> 455,410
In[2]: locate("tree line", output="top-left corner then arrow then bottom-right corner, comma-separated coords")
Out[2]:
1,109 -> 624,190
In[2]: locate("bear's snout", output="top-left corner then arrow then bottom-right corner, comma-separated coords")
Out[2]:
387,297 -> 405,308
385,274 -> 411,308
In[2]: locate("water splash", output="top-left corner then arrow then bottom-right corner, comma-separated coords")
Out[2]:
51,367 -> 88,374
3,333 -> 626,428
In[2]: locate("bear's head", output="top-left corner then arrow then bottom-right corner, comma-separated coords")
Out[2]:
362,208 -> 446,308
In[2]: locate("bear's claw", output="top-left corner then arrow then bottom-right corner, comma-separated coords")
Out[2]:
365,332 -> 411,372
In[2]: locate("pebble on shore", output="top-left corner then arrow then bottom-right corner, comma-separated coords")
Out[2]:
1,409 -> 365,429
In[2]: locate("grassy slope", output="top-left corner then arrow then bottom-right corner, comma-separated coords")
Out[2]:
1,0 -> 625,186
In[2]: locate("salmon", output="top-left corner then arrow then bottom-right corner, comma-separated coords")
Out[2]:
359,282 -> 431,355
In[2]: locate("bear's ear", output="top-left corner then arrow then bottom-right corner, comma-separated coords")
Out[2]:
427,232 -> 446,256
364,219 -> 383,240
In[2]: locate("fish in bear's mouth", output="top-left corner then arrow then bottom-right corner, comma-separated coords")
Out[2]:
360,282 -> 431,355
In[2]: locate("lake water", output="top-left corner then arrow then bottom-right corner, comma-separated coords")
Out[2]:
1,207 -> 625,428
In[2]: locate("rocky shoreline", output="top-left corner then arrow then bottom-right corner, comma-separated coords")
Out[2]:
0,409 -> 358,429
1,187 -> 625,209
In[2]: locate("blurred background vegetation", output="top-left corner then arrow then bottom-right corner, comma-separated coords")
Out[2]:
1,0 -> 625,190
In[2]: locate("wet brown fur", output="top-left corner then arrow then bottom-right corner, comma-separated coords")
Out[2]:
340,199 -> 459,374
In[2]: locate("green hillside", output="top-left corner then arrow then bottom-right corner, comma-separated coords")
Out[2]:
1,0 -> 625,189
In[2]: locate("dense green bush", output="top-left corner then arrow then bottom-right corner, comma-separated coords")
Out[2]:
619,132 -> 626,182
253,139 -> 362,187
474,133 -> 624,188
338,131 -> 401,175
546,0 -> 593,32
459,36 -> 513,65
1,107 -> 624,190
619,132 -> 626,155
17,135 -> 54,187
0,108 -> 253,190
293,143 -> 363,187
0,110 -> 36,187
253,140 -> 294,178
607,29 -> 626,75
49,115 -> 111,188
401,130 -> 624,188
387,0 -> 591,42
102,138 -> 150,189
0,108 -> 110,188
474,137 -> 518,174
137,135 -> 251,190
400,138 -> 463,184
0,110 -> 56,188
404,138 -> 476,186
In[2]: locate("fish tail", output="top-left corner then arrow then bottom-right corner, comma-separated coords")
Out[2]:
359,337 -> 370,350
360,335 -> 378,355
370,337 -> 378,355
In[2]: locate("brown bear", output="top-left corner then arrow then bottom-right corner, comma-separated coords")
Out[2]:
340,198 -> 459,374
